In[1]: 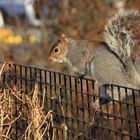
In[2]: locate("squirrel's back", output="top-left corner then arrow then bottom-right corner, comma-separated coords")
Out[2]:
104,10 -> 140,63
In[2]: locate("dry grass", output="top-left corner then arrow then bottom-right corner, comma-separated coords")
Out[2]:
0,62 -> 22,139
24,82 -> 67,140
0,62 -> 68,140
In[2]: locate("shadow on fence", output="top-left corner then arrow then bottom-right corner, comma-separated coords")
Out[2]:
0,61 -> 139,140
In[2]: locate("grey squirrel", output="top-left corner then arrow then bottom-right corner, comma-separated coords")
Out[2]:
48,10 -> 140,101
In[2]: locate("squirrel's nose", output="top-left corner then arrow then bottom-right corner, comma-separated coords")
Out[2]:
48,57 -> 55,63
48,57 -> 52,62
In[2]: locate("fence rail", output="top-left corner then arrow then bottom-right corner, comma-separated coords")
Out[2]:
0,61 -> 140,140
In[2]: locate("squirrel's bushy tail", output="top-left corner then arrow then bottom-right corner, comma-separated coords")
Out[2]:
104,10 -> 140,63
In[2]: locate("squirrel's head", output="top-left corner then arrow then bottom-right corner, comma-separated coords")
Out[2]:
48,34 -> 70,64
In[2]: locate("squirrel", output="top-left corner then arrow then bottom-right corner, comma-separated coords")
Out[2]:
48,10 -> 140,102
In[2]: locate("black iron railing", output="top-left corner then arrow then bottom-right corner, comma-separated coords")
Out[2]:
0,61 -> 139,140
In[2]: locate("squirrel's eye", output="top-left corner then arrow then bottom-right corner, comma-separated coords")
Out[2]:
54,47 -> 59,53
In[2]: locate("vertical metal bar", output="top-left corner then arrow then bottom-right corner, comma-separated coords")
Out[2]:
29,67 -> 33,91
125,88 -> 132,139
24,66 -> 28,94
19,65 -> 23,136
34,67 -> 37,79
53,72 -> 57,95
111,85 -> 117,138
105,85 -> 111,140
118,86 -> 124,139
39,69 -> 42,92
58,73 -> 61,96
80,78 -> 85,134
58,73 -> 62,127
69,76 -> 74,138
74,77 -> 79,134
92,80 -> 95,102
63,74 -> 68,125
91,79 -> 98,139
58,73 -> 61,90
44,70 -> 48,111
132,89 -> 139,137
86,80 -> 90,114
49,71 -> 52,108
14,64 -> 17,84
14,64 -> 18,139
53,72 -> 57,126
100,85 -> 105,140
39,69 -> 43,106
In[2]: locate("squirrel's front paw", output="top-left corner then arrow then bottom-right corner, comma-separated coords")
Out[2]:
75,74 -> 85,82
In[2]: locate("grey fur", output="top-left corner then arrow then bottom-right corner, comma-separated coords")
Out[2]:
67,39 -> 90,74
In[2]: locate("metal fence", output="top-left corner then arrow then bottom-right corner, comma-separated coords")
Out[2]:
0,61 -> 140,140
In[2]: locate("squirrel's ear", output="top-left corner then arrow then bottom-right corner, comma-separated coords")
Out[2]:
60,34 -> 69,43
